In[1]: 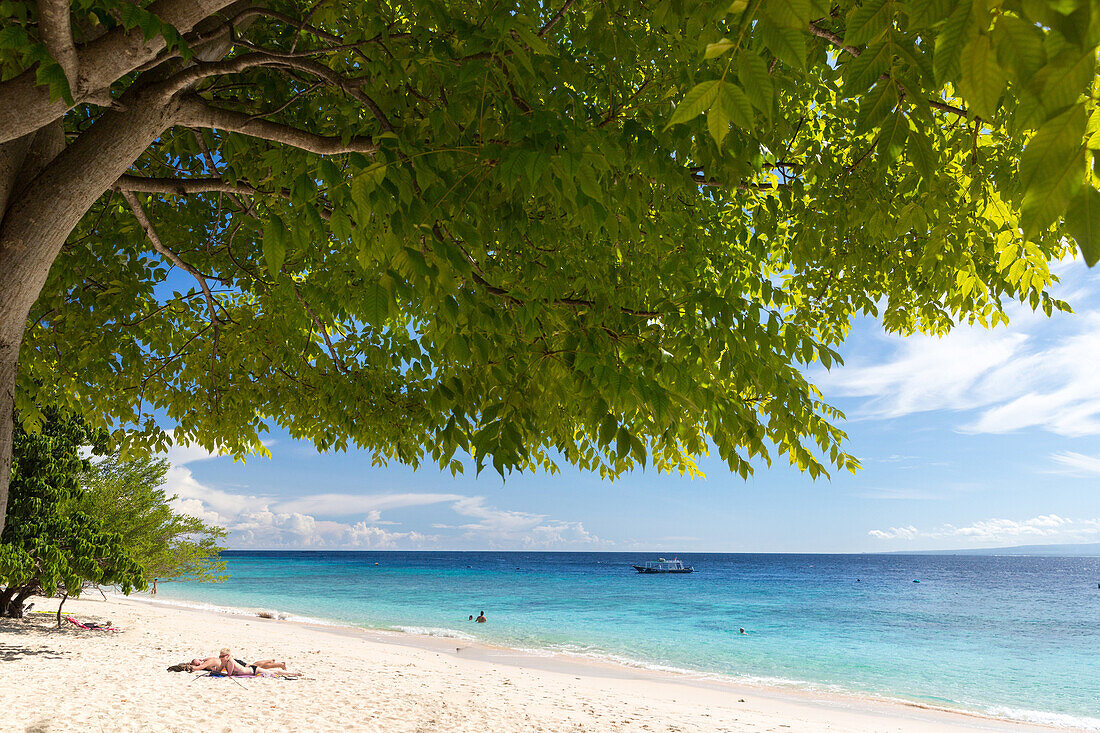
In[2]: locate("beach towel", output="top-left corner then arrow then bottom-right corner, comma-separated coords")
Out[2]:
65,615 -> 118,631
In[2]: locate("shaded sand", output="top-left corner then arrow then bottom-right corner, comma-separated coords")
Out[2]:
0,595 -> 1065,732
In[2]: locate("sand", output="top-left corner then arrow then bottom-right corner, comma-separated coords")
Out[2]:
0,594 -> 1063,732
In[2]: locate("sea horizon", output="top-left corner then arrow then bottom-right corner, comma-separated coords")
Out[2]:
212,545 -> 1100,556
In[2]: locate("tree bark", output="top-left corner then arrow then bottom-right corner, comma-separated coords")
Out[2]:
0,90 -> 181,535
10,584 -> 36,618
0,585 -> 16,617
0,0 -> 236,143
56,591 -> 68,628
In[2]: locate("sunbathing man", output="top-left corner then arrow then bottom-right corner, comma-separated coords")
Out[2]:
186,656 -> 221,672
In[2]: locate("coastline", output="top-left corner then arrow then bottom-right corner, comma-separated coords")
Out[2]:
0,593 -> 1084,732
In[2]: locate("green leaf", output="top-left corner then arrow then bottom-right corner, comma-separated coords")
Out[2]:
765,0 -> 811,30
34,62 -> 73,105
1064,186 -> 1100,265
908,0 -> 954,28
737,53 -> 774,112
906,128 -> 937,180
577,164 -> 603,203
666,80 -> 722,128
515,24 -> 551,54
992,14 -> 1046,84
721,82 -> 755,129
845,0 -> 891,46
262,217 -> 286,277
855,81 -> 899,134
934,0 -> 974,86
705,38 -> 736,59
842,40 -> 892,96
707,98 -> 731,150
615,426 -> 631,460
362,281 -> 391,325
1033,49 -> 1096,115
758,22 -> 806,71
1019,104 -> 1086,236
877,111 -> 908,162
957,35 -> 1005,120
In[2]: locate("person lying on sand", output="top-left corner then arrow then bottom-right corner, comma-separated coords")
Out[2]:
171,654 -> 290,674
215,649 -> 299,677
186,656 -> 221,672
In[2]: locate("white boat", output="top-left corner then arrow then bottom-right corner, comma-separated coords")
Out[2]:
632,557 -> 694,574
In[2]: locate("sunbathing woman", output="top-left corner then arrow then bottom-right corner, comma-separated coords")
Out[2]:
215,649 -> 299,677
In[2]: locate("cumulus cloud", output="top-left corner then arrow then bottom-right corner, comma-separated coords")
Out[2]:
163,457 -> 604,550
868,525 -> 919,540
815,261 -> 1100,436
867,514 -> 1100,545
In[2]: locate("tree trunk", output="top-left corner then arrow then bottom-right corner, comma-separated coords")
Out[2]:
56,592 -> 68,628
0,333 -> 14,538
10,584 -> 36,618
0,585 -> 16,617
0,582 -> 37,618
0,91 -> 180,534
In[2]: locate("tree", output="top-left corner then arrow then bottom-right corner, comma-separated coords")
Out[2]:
79,453 -> 227,585
0,408 -> 143,617
1,1 -> 1097,532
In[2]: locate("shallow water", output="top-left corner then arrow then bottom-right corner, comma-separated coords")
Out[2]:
156,551 -> 1100,728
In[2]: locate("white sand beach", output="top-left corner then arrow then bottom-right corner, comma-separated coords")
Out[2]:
0,594 -> 1066,732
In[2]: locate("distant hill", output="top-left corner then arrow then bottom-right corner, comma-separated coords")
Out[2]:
895,543 -> 1100,557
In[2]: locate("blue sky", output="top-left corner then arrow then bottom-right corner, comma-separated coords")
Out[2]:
165,258 -> 1100,552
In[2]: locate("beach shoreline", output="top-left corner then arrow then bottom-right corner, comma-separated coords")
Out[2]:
0,592 -> 1083,732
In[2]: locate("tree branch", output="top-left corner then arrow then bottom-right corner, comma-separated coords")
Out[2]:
808,21 -> 970,119
114,174 -> 257,197
177,97 -> 379,155
539,0 -> 577,36
36,0 -> 79,92
167,52 -> 396,133
291,284 -> 348,374
0,0 -> 236,143
120,189 -> 221,398
114,173 -> 333,220
807,21 -> 859,56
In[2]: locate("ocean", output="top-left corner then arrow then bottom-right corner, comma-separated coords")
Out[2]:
152,551 -> 1100,728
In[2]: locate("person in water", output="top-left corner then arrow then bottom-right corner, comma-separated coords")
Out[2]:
475,611 -> 486,623
468,615 -> 474,621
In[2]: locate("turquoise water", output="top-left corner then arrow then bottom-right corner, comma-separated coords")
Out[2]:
155,552 -> 1100,728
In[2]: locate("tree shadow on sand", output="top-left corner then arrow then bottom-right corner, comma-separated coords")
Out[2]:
0,615 -> 86,661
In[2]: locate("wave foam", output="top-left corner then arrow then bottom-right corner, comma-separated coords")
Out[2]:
984,705 -> 1100,730
388,625 -> 477,641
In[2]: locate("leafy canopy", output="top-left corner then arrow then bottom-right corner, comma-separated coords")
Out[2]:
79,453 -> 227,585
0,408 -> 143,615
9,0 -> 1099,483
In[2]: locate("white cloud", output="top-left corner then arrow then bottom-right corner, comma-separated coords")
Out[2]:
163,456 -> 604,550
868,525 -> 919,540
1050,451 -> 1100,475
164,441 -> 222,467
272,492 -> 465,516
867,514 -> 1100,545
816,260 -> 1100,436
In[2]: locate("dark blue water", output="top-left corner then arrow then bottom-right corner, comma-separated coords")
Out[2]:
156,552 -> 1100,728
